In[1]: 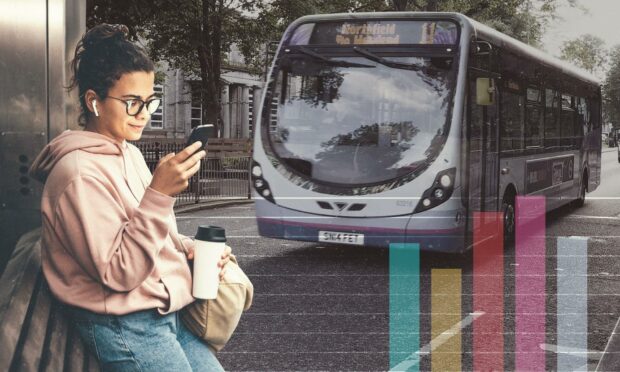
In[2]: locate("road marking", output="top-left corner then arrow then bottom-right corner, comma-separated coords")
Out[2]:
567,215 -> 620,221
253,293 -> 620,296
389,312 -> 484,371
245,273 -> 620,277
242,312 -> 617,316
539,343 -> 602,360
177,216 -> 443,219
245,196 -> 620,200
177,216 -> 258,219
230,225 -> 258,233
581,197 -> 620,200
597,316 -> 620,372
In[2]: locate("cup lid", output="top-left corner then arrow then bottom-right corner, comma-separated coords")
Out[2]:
194,225 -> 226,242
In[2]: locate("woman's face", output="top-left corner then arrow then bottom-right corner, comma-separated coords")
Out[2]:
89,71 -> 156,142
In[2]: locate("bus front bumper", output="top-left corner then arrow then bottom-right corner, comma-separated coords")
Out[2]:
255,200 -> 466,253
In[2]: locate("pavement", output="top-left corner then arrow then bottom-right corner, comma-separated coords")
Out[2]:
174,198 -> 254,214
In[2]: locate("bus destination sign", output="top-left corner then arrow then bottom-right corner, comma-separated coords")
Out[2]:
289,20 -> 459,46
336,23 -> 400,45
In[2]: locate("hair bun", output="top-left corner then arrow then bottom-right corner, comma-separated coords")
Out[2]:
83,23 -> 129,49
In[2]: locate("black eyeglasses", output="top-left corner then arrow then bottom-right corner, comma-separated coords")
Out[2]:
106,96 -> 161,117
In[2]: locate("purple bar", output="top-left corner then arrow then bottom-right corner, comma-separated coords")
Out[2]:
473,212 -> 504,371
515,196 -> 546,371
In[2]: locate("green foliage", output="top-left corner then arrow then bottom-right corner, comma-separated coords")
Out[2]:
89,0 -> 260,135
603,45 -> 620,127
89,0 -> 581,134
560,34 -> 608,74
154,70 -> 166,85
237,0 -> 580,71
220,156 -> 250,171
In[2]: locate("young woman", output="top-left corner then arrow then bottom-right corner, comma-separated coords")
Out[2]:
30,24 -> 229,371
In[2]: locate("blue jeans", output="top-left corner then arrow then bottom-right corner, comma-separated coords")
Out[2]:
66,306 -> 225,372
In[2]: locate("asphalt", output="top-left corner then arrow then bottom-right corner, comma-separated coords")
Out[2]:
174,146 -> 620,371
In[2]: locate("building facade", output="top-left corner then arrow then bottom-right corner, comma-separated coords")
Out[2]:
141,45 -> 265,140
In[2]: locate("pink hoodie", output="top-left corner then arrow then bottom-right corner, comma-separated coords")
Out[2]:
30,130 -> 195,315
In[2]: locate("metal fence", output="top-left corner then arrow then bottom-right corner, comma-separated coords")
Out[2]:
134,141 -> 252,207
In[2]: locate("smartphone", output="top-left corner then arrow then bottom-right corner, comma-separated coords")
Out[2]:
186,124 -> 215,154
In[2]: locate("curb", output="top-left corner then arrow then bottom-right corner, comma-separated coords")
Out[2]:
174,199 -> 254,214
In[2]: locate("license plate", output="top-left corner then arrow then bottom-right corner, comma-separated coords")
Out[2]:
319,230 -> 365,245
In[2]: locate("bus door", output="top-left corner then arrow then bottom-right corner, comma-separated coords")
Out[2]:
468,72 -> 500,214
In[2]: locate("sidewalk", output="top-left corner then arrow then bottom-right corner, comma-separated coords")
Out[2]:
174,198 -> 254,214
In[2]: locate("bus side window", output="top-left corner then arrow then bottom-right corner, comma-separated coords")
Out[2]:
544,89 -> 560,149
525,87 -> 543,148
560,94 -> 574,147
577,97 -> 589,134
469,81 -> 483,152
589,98 -> 600,129
500,90 -> 524,152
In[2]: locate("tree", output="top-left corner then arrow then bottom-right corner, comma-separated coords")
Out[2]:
242,0 -> 581,62
560,34 -> 607,74
88,0 -> 258,136
89,0 -> 581,135
603,45 -> 620,128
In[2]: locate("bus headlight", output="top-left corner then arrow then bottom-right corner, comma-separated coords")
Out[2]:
433,188 -> 445,199
440,174 -> 452,188
414,168 -> 456,213
251,161 -> 275,203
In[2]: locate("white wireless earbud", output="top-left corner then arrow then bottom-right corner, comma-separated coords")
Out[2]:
92,100 -> 99,117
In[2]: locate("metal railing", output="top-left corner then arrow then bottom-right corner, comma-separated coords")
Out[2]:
134,141 -> 252,207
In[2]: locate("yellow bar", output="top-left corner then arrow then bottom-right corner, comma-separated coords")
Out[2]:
431,269 -> 462,372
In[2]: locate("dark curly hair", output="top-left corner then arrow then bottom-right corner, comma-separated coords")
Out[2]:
69,24 -> 155,126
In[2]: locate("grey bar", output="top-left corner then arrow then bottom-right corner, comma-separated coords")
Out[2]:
557,236 -> 588,372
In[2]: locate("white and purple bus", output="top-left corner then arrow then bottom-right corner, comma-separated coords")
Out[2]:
251,12 -> 601,252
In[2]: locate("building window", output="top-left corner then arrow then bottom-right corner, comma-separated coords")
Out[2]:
248,89 -> 254,138
191,82 -> 203,128
149,84 -> 164,129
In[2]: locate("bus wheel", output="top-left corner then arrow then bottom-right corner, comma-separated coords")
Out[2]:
574,174 -> 587,208
502,197 -> 516,245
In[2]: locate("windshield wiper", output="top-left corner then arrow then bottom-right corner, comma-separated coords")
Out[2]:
352,46 -> 422,71
289,46 -> 374,68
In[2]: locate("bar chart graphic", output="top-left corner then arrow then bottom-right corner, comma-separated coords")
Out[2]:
389,196 -> 589,371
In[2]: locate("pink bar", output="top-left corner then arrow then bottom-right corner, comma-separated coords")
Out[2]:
515,196 -> 546,371
473,212 -> 504,371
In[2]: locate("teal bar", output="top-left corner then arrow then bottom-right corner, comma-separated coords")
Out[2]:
557,236 -> 588,371
389,243 -> 420,372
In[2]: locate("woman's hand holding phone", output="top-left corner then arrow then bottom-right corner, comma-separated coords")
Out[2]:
150,141 -> 206,196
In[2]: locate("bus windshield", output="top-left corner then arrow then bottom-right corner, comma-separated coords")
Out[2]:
266,51 -> 456,186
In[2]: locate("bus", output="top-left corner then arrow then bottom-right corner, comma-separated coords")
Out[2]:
251,12 -> 602,252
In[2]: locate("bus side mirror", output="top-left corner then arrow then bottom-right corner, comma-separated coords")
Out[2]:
476,78 -> 495,106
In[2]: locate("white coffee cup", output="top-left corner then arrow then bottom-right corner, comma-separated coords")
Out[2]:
192,225 -> 226,300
